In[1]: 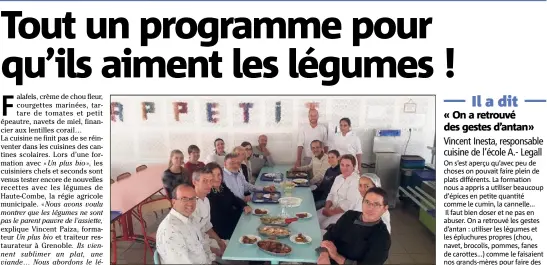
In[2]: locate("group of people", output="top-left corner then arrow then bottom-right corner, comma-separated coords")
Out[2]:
155,109 -> 392,265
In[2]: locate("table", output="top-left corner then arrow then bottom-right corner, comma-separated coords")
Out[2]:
110,164 -> 166,239
223,165 -> 322,264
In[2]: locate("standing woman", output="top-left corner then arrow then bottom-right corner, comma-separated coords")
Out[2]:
206,162 -> 252,240
331,118 -> 362,174
162,149 -> 191,199
205,138 -> 227,165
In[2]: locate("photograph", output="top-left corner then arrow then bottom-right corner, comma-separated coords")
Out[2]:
109,95 -> 436,265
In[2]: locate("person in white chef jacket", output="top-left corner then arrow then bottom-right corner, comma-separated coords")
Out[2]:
155,183 -> 216,264
294,108 -> 329,168
316,154 -> 362,230
330,118 -> 362,174
352,173 -> 392,234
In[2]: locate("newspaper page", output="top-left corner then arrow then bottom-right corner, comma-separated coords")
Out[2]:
0,2 -> 545,265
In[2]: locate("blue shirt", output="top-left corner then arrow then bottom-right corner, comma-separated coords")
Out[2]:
222,168 -> 260,199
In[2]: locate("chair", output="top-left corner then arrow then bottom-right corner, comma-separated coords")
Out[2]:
137,198 -> 172,264
116,172 -> 131,181
136,165 -> 148,172
153,250 -> 161,264
111,224 -> 117,265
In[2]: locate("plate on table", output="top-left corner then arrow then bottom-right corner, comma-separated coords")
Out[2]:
257,225 -> 291,238
295,212 -> 312,219
286,171 -> 309,179
279,197 -> 302,208
290,233 -> 312,244
257,240 -> 292,257
260,216 -> 289,227
239,235 -> 261,245
292,178 -> 310,187
252,192 -> 281,204
253,208 -> 269,216
260,173 -> 284,181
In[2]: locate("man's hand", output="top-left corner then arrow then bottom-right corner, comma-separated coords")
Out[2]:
217,239 -> 227,252
317,252 -> 331,264
211,247 -> 223,257
244,195 -> 252,202
294,160 -> 301,168
322,208 -> 332,217
243,206 -> 252,214
263,185 -> 276,192
321,241 -> 338,258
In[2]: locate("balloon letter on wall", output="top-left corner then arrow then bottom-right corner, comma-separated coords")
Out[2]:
110,102 -> 124,122
206,103 -> 219,123
239,103 -> 254,123
275,101 -> 281,123
141,102 -> 155,120
173,102 -> 188,121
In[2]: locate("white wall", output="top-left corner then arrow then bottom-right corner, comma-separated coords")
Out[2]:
110,95 -> 435,176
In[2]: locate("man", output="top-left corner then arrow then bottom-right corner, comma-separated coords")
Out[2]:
185,145 -> 206,176
318,187 -> 391,265
191,169 -> 226,257
292,140 -> 329,186
156,183 -> 216,264
223,152 -> 275,202
251,135 -> 275,176
295,108 -> 328,168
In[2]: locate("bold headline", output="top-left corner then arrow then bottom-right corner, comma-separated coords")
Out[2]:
1,11 -> 454,86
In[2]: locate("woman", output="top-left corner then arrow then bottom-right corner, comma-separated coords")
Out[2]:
314,149 -> 342,209
205,162 -> 252,240
353,174 -> 392,234
241,142 -> 255,184
316,154 -> 362,230
205,138 -> 227,165
330,118 -> 362,174
162,149 -> 191,199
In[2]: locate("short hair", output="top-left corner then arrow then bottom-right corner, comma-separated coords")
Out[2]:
224,152 -> 239,162
241,141 -> 252,148
214,138 -> 224,146
364,187 -> 389,206
192,168 -> 209,181
204,162 -> 222,174
188,145 -> 200,154
233,146 -> 245,153
340,154 -> 356,167
340,117 -> 351,127
328,149 -> 340,157
171,183 -> 194,200
310,140 -> 323,147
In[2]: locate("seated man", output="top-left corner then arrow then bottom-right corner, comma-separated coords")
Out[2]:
223,152 -> 275,202
156,183 -> 216,264
318,187 -> 391,265
191,169 -> 226,257
251,134 -> 275,176
292,140 -> 330,186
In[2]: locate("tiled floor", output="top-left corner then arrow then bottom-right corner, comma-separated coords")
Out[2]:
112,205 -> 435,264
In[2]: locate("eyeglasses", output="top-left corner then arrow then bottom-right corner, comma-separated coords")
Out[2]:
363,200 -> 384,208
176,196 -> 198,202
